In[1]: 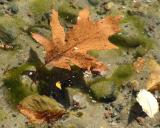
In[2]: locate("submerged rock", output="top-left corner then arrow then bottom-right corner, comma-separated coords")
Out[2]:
90,80 -> 117,101
89,64 -> 134,101
65,87 -> 87,109
72,93 -> 87,109
17,95 -> 66,124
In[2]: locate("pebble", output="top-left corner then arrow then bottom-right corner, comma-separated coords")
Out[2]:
136,116 -> 145,125
104,110 -> 112,118
72,93 -> 86,109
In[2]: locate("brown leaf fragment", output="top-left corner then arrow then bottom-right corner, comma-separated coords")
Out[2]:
146,60 -> 160,91
133,57 -> 145,73
32,8 -> 121,72
50,10 -> 66,47
32,33 -> 52,52
17,95 -> 66,124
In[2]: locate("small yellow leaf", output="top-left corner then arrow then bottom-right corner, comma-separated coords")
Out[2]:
56,81 -> 62,90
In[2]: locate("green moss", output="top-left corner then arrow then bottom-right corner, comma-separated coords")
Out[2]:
3,64 -> 38,105
29,0 -> 57,16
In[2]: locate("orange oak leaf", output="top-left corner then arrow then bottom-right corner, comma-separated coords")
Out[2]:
32,8 -> 121,72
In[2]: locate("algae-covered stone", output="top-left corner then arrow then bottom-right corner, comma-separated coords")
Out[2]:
17,94 -> 66,124
90,64 -> 134,101
65,87 -> 87,109
111,64 -> 135,85
109,32 -> 154,49
90,80 -> 118,101
109,14 -> 155,50
3,64 -> 38,105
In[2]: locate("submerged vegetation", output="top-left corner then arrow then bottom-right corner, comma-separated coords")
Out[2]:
3,64 -> 38,105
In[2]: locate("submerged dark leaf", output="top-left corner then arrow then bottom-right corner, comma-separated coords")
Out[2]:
17,95 -> 66,124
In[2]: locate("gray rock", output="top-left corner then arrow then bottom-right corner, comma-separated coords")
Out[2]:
65,87 -> 87,109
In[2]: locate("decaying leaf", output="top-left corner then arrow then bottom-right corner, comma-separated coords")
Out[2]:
146,60 -> 160,91
17,95 -> 66,124
133,57 -> 145,73
136,89 -> 159,118
32,8 -> 121,72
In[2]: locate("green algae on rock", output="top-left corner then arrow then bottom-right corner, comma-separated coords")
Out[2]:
90,80 -> 117,101
109,13 -> 156,52
3,64 -> 38,106
89,64 -> 134,101
111,64 -> 135,85
17,94 -> 66,124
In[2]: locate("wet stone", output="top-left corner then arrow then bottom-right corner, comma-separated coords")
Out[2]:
90,80 -> 117,101
72,93 -> 87,109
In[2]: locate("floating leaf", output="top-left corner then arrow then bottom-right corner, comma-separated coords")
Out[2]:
32,8 -> 121,72
136,89 -> 159,118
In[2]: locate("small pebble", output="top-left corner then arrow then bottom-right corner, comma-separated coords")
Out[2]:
136,116 -> 145,125
104,110 -> 112,118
